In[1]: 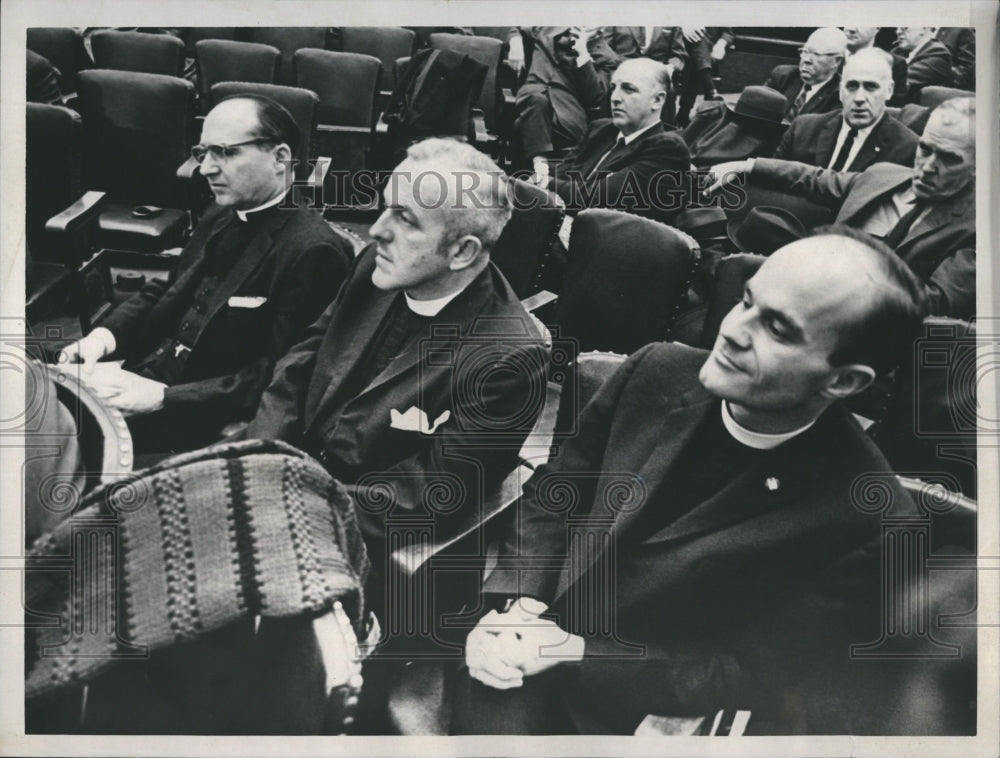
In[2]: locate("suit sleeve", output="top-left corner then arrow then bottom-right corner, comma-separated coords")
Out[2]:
574,59 -> 608,111
99,275 -> 176,360
772,121 -> 798,161
163,238 -> 349,418
750,158 -> 859,208
924,246 -> 976,319
484,345 -> 651,602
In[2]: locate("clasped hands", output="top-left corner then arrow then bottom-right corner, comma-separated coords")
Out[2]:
465,598 -> 584,690
58,334 -> 166,415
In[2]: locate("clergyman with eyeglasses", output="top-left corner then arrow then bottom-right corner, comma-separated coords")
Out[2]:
58,95 -> 351,457
763,27 -> 848,120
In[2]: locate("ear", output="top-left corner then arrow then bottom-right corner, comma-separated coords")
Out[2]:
272,142 -> 293,173
885,79 -> 894,99
447,235 -> 484,271
820,363 -> 876,400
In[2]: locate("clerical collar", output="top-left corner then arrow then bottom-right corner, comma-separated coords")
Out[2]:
235,189 -> 287,222
404,288 -> 464,316
621,120 -> 660,145
720,401 -> 816,450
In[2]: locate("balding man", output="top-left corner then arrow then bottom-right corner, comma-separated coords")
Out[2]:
546,57 -> 691,222
764,28 -> 846,120
892,27 -> 953,102
774,48 -> 918,170
707,97 -> 976,318
842,27 -> 909,104
453,230 -> 952,735
59,95 -> 350,454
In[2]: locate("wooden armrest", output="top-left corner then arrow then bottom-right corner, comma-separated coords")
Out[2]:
44,191 -> 107,236
520,290 -> 557,312
317,124 -> 373,136
308,156 -> 331,187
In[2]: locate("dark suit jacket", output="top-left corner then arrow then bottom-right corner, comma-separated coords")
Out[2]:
763,65 -> 841,117
752,159 -> 975,318
774,110 -> 919,170
100,202 -> 350,442
247,249 -> 550,556
479,343 -> 931,734
550,120 -> 690,222
936,27 -> 975,90
589,26 -> 687,73
893,39 -> 953,102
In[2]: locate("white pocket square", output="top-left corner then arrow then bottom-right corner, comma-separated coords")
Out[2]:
228,296 -> 267,308
390,406 -> 451,434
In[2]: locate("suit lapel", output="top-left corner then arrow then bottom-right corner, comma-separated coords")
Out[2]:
838,168 -> 911,223
817,114 -> 842,166
163,210 -> 235,302
849,117 -> 889,171
899,185 -> 974,252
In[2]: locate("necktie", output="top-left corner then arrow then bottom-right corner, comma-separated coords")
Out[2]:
829,127 -> 859,171
588,136 -> 626,179
882,199 -> 925,249
787,84 -> 811,120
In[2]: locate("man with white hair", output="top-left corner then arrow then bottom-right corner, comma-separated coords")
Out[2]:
774,48 -> 918,170
764,27 -> 847,120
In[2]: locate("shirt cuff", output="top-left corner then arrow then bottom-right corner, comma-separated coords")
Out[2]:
746,158 -> 757,174
89,327 -> 117,356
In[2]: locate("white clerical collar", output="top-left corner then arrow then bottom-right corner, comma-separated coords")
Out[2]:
620,119 -> 660,146
720,401 -> 817,450
235,189 -> 287,222
404,288 -> 463,316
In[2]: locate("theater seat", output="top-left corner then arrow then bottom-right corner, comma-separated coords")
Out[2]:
90,29 -> 185,77
490,178 -> 565,299
195,39 -> 280,111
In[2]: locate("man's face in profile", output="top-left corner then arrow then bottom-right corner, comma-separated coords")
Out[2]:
699,242 -> 868,419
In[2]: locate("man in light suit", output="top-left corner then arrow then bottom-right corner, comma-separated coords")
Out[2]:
763,27 -> 846,120
547,57 -> 691,223
246,138 -> 550,599
707,96 -> 975,318
774,49 -> 919,170
58,95 -> 350,453
453,230 -> 965,735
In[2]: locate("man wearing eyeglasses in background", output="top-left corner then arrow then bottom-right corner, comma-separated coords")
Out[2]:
59,95 -> 351,456
763,27 -> 847,121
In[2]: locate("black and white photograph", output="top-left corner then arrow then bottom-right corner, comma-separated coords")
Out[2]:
1,1 -> 997,755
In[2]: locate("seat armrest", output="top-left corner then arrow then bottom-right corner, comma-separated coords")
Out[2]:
520,290 -> 557,312
176,155 -> 201,182
44,191 -> 108,236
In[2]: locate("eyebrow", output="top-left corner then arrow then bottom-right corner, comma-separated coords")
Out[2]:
746,283 -> 806,341
917,139 -> 962,159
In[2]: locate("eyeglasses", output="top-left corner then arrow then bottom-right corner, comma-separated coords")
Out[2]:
190,138 -> 275,164
798,48 -> 842,59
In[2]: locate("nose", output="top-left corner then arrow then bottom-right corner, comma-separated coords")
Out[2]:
718,303 -> 752,351
200,153 -> 221,176
369,210 -> 391,241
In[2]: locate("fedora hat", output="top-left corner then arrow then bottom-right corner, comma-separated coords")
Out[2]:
727,205 -> 808,255
727,86 -> 788,127
675,207 -> 730,242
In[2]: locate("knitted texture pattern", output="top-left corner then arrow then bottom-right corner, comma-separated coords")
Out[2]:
25,439 -> 369,698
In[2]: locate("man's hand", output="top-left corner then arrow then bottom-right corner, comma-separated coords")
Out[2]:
703,159 -> 753,197
711,39 -> 728,61
682,26 -> 706,43
531,156 -> 550,188
507,34 -> 525,76
572,27 -> 594,65
84,366 -> 166,415
57,332 -> 110,373
466,610 -> 526,690
501,615 -> 585,677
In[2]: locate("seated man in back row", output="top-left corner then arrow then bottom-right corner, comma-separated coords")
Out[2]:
706,96 -> 976,319
545,57 -> 690,223
59,95 -> 351,454
453,229 -> 971,735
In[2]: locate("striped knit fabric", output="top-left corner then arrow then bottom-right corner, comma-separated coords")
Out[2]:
25,439 -> 369,698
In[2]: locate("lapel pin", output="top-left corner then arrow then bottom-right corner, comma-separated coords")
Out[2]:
765,477 -> 780,491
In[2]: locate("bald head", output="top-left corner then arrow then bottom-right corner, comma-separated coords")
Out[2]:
610,57 -> 670,135
840,48 -> 894,127
800,28 -> 847,85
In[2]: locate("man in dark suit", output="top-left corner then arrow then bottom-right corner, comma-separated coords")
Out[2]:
842,26 -> 909,105
893,27 -> 954,102
58,96 -> 351,453
775,48 -> 919,170
246,138 -> 550,603
935,27 -> 975,90
764,27 -> 846,120
707,97 -> 976,318
453,231 -> 946,734
547,57 -> 690,222
516,27 -> 607,181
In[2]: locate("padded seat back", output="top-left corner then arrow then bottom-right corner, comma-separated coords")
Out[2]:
26,103 -> 83,260
919,85 -> 974,109
90,30 -> 185,77
27,27 -> 91,93
253,27 -> 331,85
210,81 -> 318,180
294,49 -> 381,127
340,26 -> 416,92
699,253 -> 765,348
429,33 -> 503,130
557,209 -> 698,354
196,39 -> 280,109
76,70 -> 195,209
490,178 -> 564,298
